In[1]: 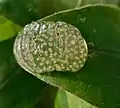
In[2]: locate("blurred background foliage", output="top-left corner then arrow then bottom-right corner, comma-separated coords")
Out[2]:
0,0 -> 120,26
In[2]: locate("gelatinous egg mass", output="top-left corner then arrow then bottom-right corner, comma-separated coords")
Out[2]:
13,21 -> 88,73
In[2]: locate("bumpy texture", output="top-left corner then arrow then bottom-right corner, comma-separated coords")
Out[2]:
13,21 -> 88,73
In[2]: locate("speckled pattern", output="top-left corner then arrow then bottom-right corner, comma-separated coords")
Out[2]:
13,21 -> 88,73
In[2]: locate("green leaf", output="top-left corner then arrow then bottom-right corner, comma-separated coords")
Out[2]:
81,0 -> 103,5
81,0 -> 119,6
55,89 -> 96,108
0,0 -> 82,26
54,89 -> 68,108
103,0 -> 119,4
0,37 -> 56,108
28,4 -> 120,108
37,85 -> 58,108
0,16 -> 22,42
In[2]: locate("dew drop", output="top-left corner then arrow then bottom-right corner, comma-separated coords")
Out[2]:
80,16 -> 86,23
93,28 -> 96,33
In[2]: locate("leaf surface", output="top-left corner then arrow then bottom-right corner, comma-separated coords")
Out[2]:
0,0 -> 82,26
0,16 -> 21,41
28,5 -> 120,108
0,38 -> 55,108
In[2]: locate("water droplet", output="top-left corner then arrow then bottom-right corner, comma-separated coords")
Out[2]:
88,84 -> 92,88
31,22 -> 40,32
41,24 -> 47,30
93,28 -> 96,33
80,16 -> 86,23
28,8 -> 33,12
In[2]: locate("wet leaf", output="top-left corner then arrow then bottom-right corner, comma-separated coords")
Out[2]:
0,37 -> 55,108
27,5 -> 120,108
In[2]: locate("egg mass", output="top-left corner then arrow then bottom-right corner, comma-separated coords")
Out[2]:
13,21 -> 88,73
